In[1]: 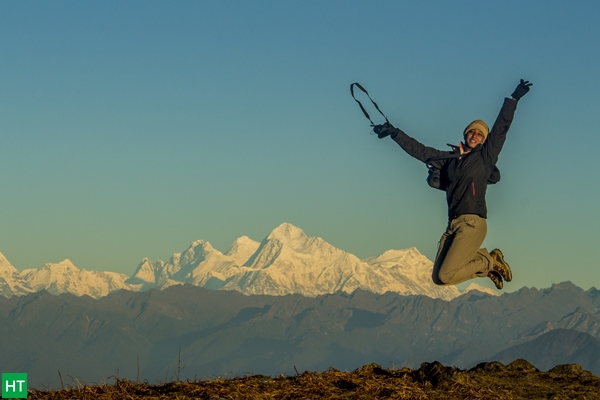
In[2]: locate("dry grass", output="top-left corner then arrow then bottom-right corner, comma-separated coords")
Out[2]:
27,361 -> 600,400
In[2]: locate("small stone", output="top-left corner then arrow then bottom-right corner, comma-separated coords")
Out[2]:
507,359 -> 539,373
549,364 -> 583,375
470,361 -> 506,373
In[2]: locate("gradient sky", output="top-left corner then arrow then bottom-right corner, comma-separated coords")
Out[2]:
1,1 -> 599,293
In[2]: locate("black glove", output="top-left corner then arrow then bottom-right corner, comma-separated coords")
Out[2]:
511,79 -> 533,100
372,122 -> 397,139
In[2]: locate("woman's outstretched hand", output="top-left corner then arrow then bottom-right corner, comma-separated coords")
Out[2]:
511,79 -> 533,100
373,122 -> 397,139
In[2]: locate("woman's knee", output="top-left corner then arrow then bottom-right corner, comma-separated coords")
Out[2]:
432,270 -> 448,286
433,267 -> 457,286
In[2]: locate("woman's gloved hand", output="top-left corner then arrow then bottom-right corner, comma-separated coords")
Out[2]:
511,79 -> 533,100
372,122 -> 398,139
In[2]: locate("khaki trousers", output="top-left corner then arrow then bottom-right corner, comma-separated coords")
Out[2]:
432,214 -> 494,285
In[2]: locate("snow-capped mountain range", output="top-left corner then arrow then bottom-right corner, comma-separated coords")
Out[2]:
0,223 -> 495,300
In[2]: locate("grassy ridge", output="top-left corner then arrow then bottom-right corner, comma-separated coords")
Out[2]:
26,361 -> 600,400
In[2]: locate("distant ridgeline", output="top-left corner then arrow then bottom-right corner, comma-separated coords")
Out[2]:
0,281 -> 599,389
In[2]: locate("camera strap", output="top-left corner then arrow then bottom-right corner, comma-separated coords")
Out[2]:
350,83 -> 389,127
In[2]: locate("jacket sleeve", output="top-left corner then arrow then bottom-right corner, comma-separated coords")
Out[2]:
391,129 -> 447,164
482,98 -> 518,165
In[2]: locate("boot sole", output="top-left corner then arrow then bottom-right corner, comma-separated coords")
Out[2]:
488,271 -> 503,290
492,249 -> 512,282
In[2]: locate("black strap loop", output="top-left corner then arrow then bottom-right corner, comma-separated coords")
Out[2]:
425,144 -> 463,168
350,82 -> 389,126
425,152 -> 462,164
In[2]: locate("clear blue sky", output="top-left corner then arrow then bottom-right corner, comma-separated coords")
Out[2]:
1,1 -> 598,292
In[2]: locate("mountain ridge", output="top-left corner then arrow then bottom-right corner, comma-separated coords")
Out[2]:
2,282 -> 599,389
1,222 -> 494,300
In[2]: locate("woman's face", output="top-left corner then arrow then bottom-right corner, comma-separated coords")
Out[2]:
464,129 -> 485,149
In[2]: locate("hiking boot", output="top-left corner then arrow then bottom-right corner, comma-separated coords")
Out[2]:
490,249 -> 512,282
487,271 -> 503,290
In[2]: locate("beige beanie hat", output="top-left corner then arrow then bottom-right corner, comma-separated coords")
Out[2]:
464,120 -> 489,141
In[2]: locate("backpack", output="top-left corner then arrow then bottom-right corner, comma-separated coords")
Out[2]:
425,151 -> 458,191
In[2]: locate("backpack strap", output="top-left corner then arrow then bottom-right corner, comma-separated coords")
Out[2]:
425,152 -> 462,164
350,83 -> 389,126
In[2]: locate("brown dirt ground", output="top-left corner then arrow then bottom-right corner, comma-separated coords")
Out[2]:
26,360 -> 600,400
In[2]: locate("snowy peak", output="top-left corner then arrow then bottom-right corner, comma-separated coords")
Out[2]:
262,223 -> 338,257
365,248 -> 432,277
21,259 -> 131,298
128,258 -> 163,286
0,252 -> 19,276
368,247 -> 423,263
225,236 -> 261,264
266,223 -> 311,249
244,223 -> 339,271
0,252 -> 12,266
361,248 -> 460,300
21,260 -> 81,287
463,283 -> 499,296
41,259 -> 79,272
268,222 -> 307,240
178,240 -> 218,267
0,252 -> 32,298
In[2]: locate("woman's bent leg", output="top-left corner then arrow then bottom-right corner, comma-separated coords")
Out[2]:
432,214 -> 492,285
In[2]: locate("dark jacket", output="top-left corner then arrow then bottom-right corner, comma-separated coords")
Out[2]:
391,98 -> 517,220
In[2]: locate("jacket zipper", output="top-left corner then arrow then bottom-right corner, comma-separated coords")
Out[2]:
471,182 -> 476,196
